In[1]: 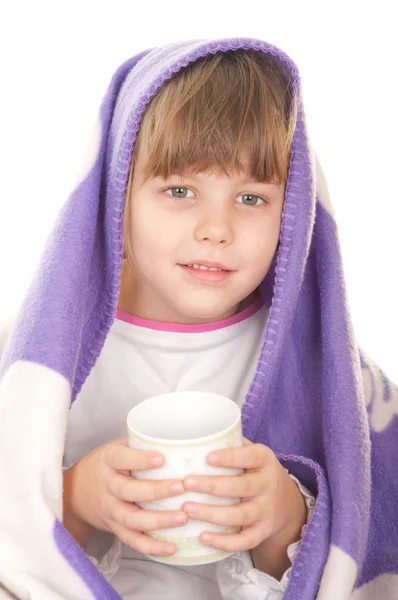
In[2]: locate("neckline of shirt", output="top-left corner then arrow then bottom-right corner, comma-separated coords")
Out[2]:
115,295 -> 265,334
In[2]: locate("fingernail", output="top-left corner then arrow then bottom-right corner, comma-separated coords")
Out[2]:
208,452 -> 220,465
150,455 -> 163,467
185,503 -> 197,516
173,513 -> 187,524
201,533 -> 212,544
164,544 -> 175,555
184,478 -> 198,490
170,482 -> 184,494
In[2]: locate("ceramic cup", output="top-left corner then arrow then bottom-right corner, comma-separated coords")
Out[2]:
127,391 -> 243,565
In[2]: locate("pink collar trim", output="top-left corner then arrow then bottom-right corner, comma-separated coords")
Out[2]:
115,296 -> 265,333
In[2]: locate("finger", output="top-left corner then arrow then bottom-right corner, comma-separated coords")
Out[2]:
103,441 -> 164,471
200,524 -> 265,553
108,472 -> 185,503
110,521 -> 176,557
242,437 -> 252,446
183,499 -> 260,527
207,443 -> 275,470
116,503 -> 189,532
183,471 -> 263,498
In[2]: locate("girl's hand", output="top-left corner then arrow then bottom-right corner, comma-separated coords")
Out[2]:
181,438 -> 307,556
63,436 -> 187,556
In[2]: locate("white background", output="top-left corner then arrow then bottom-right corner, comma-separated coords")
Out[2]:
0,1 -> 396,382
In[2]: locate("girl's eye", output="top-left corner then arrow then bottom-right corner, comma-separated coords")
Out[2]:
165,187 -> 265,205
235,194 -> 264,206
165,187 -> 194,199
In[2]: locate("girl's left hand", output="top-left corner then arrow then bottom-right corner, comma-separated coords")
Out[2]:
182,438 -> 307,554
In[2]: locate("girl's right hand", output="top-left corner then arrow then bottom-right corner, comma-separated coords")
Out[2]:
63,436 -> 187,556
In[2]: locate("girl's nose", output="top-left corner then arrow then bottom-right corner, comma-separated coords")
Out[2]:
194,211 -> 234,246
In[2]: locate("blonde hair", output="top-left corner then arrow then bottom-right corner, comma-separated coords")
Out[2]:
123,48 -> 297,259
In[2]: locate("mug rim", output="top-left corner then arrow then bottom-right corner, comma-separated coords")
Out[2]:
127,391 -> 241,447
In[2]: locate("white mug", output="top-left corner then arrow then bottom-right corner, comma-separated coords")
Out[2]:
127,391 -> 243,565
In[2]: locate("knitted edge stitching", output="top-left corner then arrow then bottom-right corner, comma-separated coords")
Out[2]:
241,106 -> 307,432
276,453 -> 329,597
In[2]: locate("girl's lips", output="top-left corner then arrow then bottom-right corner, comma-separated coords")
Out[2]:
182,259 -> 230,270
179,264 -> 234,283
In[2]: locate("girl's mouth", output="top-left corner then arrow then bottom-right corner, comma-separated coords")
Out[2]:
179,263 -> 234,283
185,263 -> 228,272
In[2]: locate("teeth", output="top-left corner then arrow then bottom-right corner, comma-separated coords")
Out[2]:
186,263 -> 224,272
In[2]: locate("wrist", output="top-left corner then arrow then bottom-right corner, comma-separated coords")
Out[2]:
251,477 -> 307,579
251,522 -> 303,581
63,464 -> 94,547
251,506 -> 305,576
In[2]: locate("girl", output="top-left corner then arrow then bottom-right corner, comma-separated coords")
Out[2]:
62,46 -> 314,599
0,37 -> 397,600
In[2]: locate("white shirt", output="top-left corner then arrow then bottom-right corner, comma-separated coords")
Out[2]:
64,297 -> 314,599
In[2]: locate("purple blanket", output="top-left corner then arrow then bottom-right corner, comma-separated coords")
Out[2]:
0,37 -> 397,600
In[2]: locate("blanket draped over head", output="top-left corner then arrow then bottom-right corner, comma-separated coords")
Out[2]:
0,37 -> 397,600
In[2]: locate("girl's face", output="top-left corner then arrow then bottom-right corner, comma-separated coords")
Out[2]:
120,148 -> 285,324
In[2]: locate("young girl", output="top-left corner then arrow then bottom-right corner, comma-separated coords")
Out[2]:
62,46 -> 315,600
0,37 -> 397,600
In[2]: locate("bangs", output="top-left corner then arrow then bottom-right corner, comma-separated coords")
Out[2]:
130,48 -> 297,187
